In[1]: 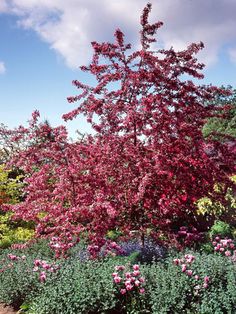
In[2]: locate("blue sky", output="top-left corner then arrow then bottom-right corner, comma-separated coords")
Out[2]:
0,0 -> 236,137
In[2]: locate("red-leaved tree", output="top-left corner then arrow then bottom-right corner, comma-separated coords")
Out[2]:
4,3 -> 235,256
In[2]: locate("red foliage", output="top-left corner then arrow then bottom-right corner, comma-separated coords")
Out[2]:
3,4 -> 235,255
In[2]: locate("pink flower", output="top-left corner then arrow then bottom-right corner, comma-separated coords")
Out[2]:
181,264 -> 187,272
212,241 -> 217,246
221,240 -> 228,248
204,276 -> 210,283
139,277 -> 145,283
34,259 -> 41,266
134,280 -> 140,287
173,258 -> 180,265
112,272 -> 118,278
133,264 -> 140,271
185,254 -> 195,264
186,270 -> 193,276
115,265 -> 125,271
120,289 -> 126,294
125,280 -> 131,286
194,275 -> 199,280
39,271 -> 46,283
8,254 -> 17,261
139,288 -> 145,294
114,276 -> 122,283
133,270 -> 140,276
215,236 -> 220,241
41,261 -> 50,269
125,272 -> 132,278
203,283 -> 208,289
225,250 -> 231,257
219,247 -> 225,252
126,284 -> 133,291
229,243 -> 235,249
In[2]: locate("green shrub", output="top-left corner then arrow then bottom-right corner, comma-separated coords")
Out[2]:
1,242 -> 236,314
143,251 -> 236,314
209,220 -> 232,239
0,240 -> 57,307
28,257 -> 121,314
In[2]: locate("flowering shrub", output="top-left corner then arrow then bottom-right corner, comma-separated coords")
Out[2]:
113,264 -> 145,293
2,4 -> 235,256
112,263 -> 146,313
144,251 -> 236,313
173,254 -> 210,290
0,243 -> 235,313
32,259 -> 60,283
0,243 -> 57,307
212,236 -> 236,258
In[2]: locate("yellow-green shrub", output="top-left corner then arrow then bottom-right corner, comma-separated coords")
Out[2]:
196,175 -> 236,225
0,165 -> 34,248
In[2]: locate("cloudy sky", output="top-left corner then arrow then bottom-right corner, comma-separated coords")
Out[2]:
0,0 -> 236,136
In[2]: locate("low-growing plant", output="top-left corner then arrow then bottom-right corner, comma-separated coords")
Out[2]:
27,257 -> 123,314
141,251 -> 236,313
0,247 -> 58,308
0,245 -> 236,313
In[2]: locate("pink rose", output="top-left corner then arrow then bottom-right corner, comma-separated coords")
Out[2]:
139,288 -> 145,294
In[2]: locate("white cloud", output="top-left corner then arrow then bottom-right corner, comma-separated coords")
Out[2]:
2,0 -> 236,69
0,0 -> 8,13
0,61 -> 6,74
228,47 -> 236,64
